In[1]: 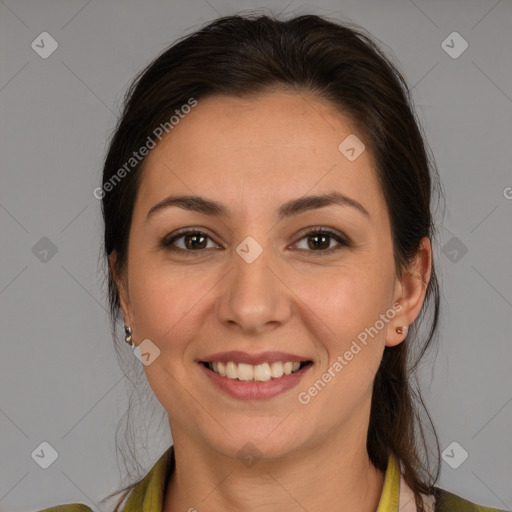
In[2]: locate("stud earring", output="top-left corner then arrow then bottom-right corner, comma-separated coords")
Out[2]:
124,325 -> 134,347
395,326 -> 408,335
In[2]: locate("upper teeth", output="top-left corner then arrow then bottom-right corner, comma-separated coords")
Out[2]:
208,361 -> 302,381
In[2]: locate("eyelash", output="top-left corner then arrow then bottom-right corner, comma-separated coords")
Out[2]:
159,227 -> 350,257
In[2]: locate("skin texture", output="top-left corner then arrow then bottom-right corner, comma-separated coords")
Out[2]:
110,91 -> 432,512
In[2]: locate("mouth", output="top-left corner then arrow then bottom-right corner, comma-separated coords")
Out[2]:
200,360 -> 313,382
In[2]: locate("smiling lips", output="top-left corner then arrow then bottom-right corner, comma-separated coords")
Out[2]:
205,360 -> 304,382
199,350 -> 313,385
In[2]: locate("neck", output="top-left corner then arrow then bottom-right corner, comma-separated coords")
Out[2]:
163,426 -> 385,512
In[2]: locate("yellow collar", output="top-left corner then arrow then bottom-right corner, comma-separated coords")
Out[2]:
125,446 -> 402,511
376,452 -> 401,512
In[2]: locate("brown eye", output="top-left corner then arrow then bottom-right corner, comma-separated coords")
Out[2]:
181,233 -> 208,250
160,230 -> 220,254
293,228 -> 349,254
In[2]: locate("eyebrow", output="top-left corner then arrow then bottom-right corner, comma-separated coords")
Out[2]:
146,191 -> 370,222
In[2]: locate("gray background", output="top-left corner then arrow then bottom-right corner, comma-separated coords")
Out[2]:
1,0 -> 511,511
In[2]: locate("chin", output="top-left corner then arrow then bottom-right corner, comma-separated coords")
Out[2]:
203,424 -> 308,463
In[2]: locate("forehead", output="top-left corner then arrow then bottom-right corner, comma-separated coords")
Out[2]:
135,91 -> 386,221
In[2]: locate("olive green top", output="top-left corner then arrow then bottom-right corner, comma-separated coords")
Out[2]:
36,445 -> 508,512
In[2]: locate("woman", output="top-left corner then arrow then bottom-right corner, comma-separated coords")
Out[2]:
39,13 -> 506,512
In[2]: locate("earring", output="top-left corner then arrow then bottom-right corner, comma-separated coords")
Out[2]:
396,326 -> 408,335
124,325 -> 134,347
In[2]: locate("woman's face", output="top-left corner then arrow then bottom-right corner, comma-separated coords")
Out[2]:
113,91 -> 428,460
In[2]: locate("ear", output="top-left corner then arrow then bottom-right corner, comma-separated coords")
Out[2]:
109,251 -> 135,328
386,236 -> 432,347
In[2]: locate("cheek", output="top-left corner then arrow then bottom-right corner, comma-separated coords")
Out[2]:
126,257 -> 221,365
126,263 -> 202,411
301,261 -> 395,397
127,258 -> 188,343
306,263 -> 393,334
299,269 -> 393,416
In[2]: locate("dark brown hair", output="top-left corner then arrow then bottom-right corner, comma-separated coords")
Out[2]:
100,12 -> 443,511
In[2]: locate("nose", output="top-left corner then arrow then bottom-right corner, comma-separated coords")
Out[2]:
215,239 -> 292,335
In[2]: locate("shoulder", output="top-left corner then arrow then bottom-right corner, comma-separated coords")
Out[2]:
35,505 -> 93,512
433,486 -> 508,512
